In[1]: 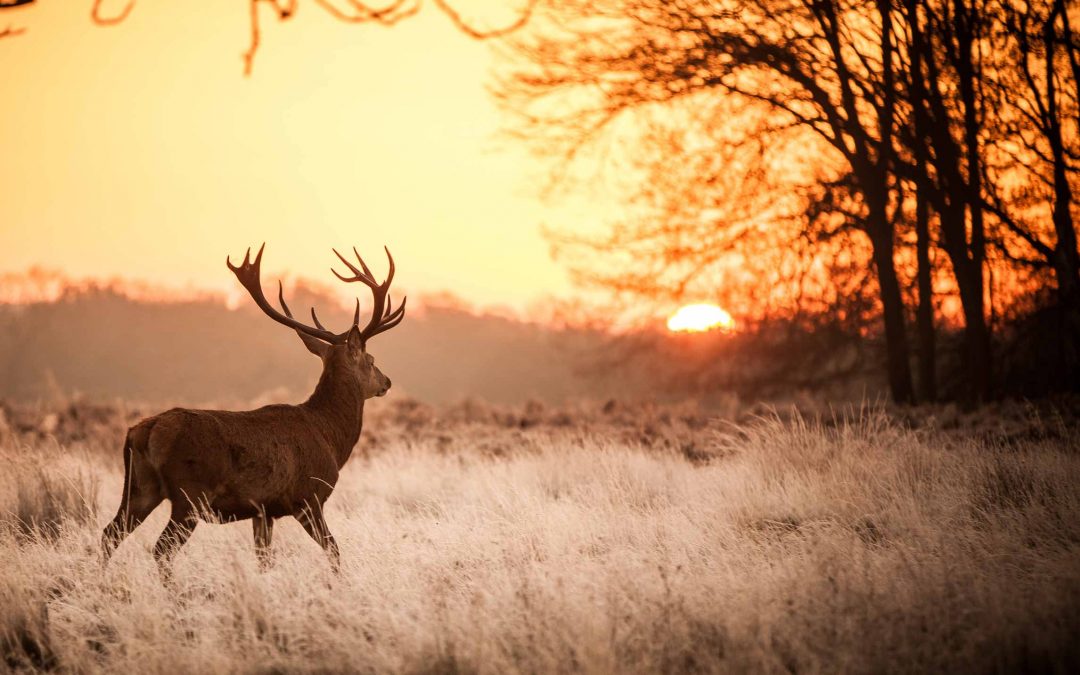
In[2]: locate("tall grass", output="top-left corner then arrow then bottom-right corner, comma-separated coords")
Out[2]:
1,402 -> 1078,673
0,445 -> 99,541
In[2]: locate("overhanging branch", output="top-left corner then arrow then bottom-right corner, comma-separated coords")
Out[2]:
3,0 -> 536,74
91,0 -> 134,25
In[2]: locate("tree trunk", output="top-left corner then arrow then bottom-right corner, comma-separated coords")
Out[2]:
908,0 -> 936,402
957,262 -> 991,402
1045,0 -> 1080,387
940,222 -> 993,402
1046,0 -> 1080,310
915,183 -> 936,402
867,195 -> 915,404
950,0 -> 994,401
866,1 -> 914,404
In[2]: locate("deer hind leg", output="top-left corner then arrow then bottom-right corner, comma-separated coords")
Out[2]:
296,504 -> 339,572
102,439 -> 164,563
152,501 -> 198,572
252,513 -> 274,569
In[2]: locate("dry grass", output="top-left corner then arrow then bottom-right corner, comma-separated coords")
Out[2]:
1,399 -> 1079,673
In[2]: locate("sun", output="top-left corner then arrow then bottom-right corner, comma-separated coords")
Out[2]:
667,303 -> 735,333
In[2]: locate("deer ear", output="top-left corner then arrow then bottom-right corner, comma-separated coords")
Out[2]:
295,330 -> 330,358
346,325 -> 364,354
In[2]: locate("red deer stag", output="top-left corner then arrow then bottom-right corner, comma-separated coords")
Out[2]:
101,244 -> 405,570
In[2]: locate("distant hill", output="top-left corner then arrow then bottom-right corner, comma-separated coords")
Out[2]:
0,272 -> 900,407
0,282 -> 648,406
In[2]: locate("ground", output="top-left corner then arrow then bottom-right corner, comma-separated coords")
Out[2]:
1,396 -> 1079,673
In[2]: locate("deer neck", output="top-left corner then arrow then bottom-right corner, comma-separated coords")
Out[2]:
303,358 -> 364,468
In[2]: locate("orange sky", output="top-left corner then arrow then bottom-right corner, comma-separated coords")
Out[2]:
0,1 -> 608,313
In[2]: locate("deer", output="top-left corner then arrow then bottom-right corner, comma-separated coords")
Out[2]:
101,243 -> 405,571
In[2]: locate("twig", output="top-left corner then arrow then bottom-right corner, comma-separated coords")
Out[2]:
432,0 -> 537,39
243,0 -> 295,76
91,0 -> 134,26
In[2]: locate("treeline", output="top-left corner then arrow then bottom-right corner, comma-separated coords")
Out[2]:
496,0 -> 1080,402
0,282 -> 648,406
0,278 -> 907,407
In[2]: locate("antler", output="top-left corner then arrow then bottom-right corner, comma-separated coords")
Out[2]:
331,246 -> 407,344
227,244 -> 358,345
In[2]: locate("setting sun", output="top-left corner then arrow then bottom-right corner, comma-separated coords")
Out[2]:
667,304 -> 735,333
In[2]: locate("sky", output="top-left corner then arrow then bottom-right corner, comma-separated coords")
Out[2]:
0,1 -> 607,314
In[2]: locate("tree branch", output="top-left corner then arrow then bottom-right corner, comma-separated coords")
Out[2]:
91,0 -> 134,26
432,0 -> 536,39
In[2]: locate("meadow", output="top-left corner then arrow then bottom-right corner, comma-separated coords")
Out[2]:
1,395 -> 1079,674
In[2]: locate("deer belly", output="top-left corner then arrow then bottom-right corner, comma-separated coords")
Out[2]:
211,446 -> 336,518
215,445 -> 303,512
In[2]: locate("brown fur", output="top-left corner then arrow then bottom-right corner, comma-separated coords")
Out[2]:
101,328 -> 390,569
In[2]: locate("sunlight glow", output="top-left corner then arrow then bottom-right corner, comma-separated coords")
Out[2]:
667,304 -> 735,333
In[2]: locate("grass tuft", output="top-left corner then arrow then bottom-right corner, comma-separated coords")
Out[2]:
4,460 -> 99,541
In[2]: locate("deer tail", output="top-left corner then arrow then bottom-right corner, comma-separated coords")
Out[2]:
118,431 -> 135,512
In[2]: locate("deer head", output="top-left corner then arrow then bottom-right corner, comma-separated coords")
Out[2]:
226,244 -> 405,400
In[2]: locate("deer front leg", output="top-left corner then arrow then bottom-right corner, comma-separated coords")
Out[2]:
296,505 -> 340,572
253,513 -> 274,569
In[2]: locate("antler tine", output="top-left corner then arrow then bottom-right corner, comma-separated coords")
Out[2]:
331,247 -> 361,276
332,248 -> 379,287
277,280 -> 294,318
365,296 -> 407,340
352,298 -> 360,326
379,246 -> 395,287
383,297 -> 406,324
278,280 -> 329,339
381,292 -> 407,323
226,242 -> 265,273
352,247 -> 375,281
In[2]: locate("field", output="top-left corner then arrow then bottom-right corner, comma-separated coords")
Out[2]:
2,396 -> 1079,673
